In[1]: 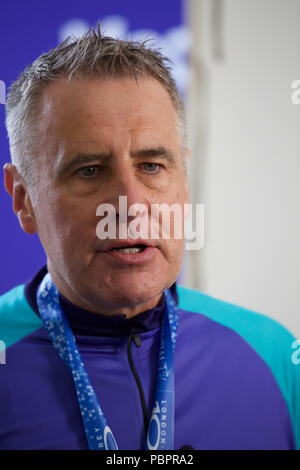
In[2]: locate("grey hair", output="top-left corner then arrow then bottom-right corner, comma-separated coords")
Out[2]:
5,22 -> 187,187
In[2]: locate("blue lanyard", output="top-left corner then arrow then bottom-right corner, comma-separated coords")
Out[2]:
36,273 -> 178,450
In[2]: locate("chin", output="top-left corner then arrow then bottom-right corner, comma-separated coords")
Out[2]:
109,285 -> 159,307
96,276 -> 167,311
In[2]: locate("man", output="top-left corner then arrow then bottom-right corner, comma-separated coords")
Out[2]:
0,25 -> 299,450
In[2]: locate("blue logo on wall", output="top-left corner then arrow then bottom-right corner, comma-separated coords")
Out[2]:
58,15 -> 191,96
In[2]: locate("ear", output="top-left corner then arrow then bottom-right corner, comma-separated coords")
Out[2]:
3,163 -> 37,235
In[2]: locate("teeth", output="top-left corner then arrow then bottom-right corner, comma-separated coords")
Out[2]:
114,247 -> 144,254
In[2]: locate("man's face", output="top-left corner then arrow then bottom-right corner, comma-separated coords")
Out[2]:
26,77 -> 189,316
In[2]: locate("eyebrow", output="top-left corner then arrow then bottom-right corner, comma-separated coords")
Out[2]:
57,146 -> 176,178
57,152 -> 111,178
131,146 -> 176,164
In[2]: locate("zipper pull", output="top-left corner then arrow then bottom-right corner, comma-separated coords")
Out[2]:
130,327 -> 142,347
133,333 -> 141,347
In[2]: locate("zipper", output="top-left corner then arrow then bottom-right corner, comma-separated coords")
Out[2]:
127,326 -> 149,436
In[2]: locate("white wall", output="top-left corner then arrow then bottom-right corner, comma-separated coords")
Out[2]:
184,0 -> 300,336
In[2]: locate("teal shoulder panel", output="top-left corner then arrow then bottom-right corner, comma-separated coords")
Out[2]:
177,284 -> 300,449
0,284 -> 42,349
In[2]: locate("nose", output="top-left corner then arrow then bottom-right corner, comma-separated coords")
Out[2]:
107,159 -> 148,216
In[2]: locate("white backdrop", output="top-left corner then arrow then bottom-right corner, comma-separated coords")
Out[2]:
183,0 -> 300,337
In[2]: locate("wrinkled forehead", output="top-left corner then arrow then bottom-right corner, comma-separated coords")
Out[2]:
29,76 -> 184,182
35,76 -> 180,146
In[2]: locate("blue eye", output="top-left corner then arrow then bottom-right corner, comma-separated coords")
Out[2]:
143,163 -> 159,172
78,166 -> 98,177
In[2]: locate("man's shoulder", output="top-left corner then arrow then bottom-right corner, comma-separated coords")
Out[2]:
176,284 -> 296,368
177,284 -> 300,449
177,284 -> 295,346
0,284 -> 42,348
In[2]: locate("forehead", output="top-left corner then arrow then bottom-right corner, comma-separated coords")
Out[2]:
35,76 -> 180,156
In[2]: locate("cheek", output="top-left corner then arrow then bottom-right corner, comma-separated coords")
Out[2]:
163,238 -> 184,279
167,176 -> 186,202
35,193 -> 96,249
59,192 -> 99,223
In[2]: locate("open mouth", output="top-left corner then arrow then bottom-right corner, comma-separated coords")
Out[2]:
110,244 -> 148,254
